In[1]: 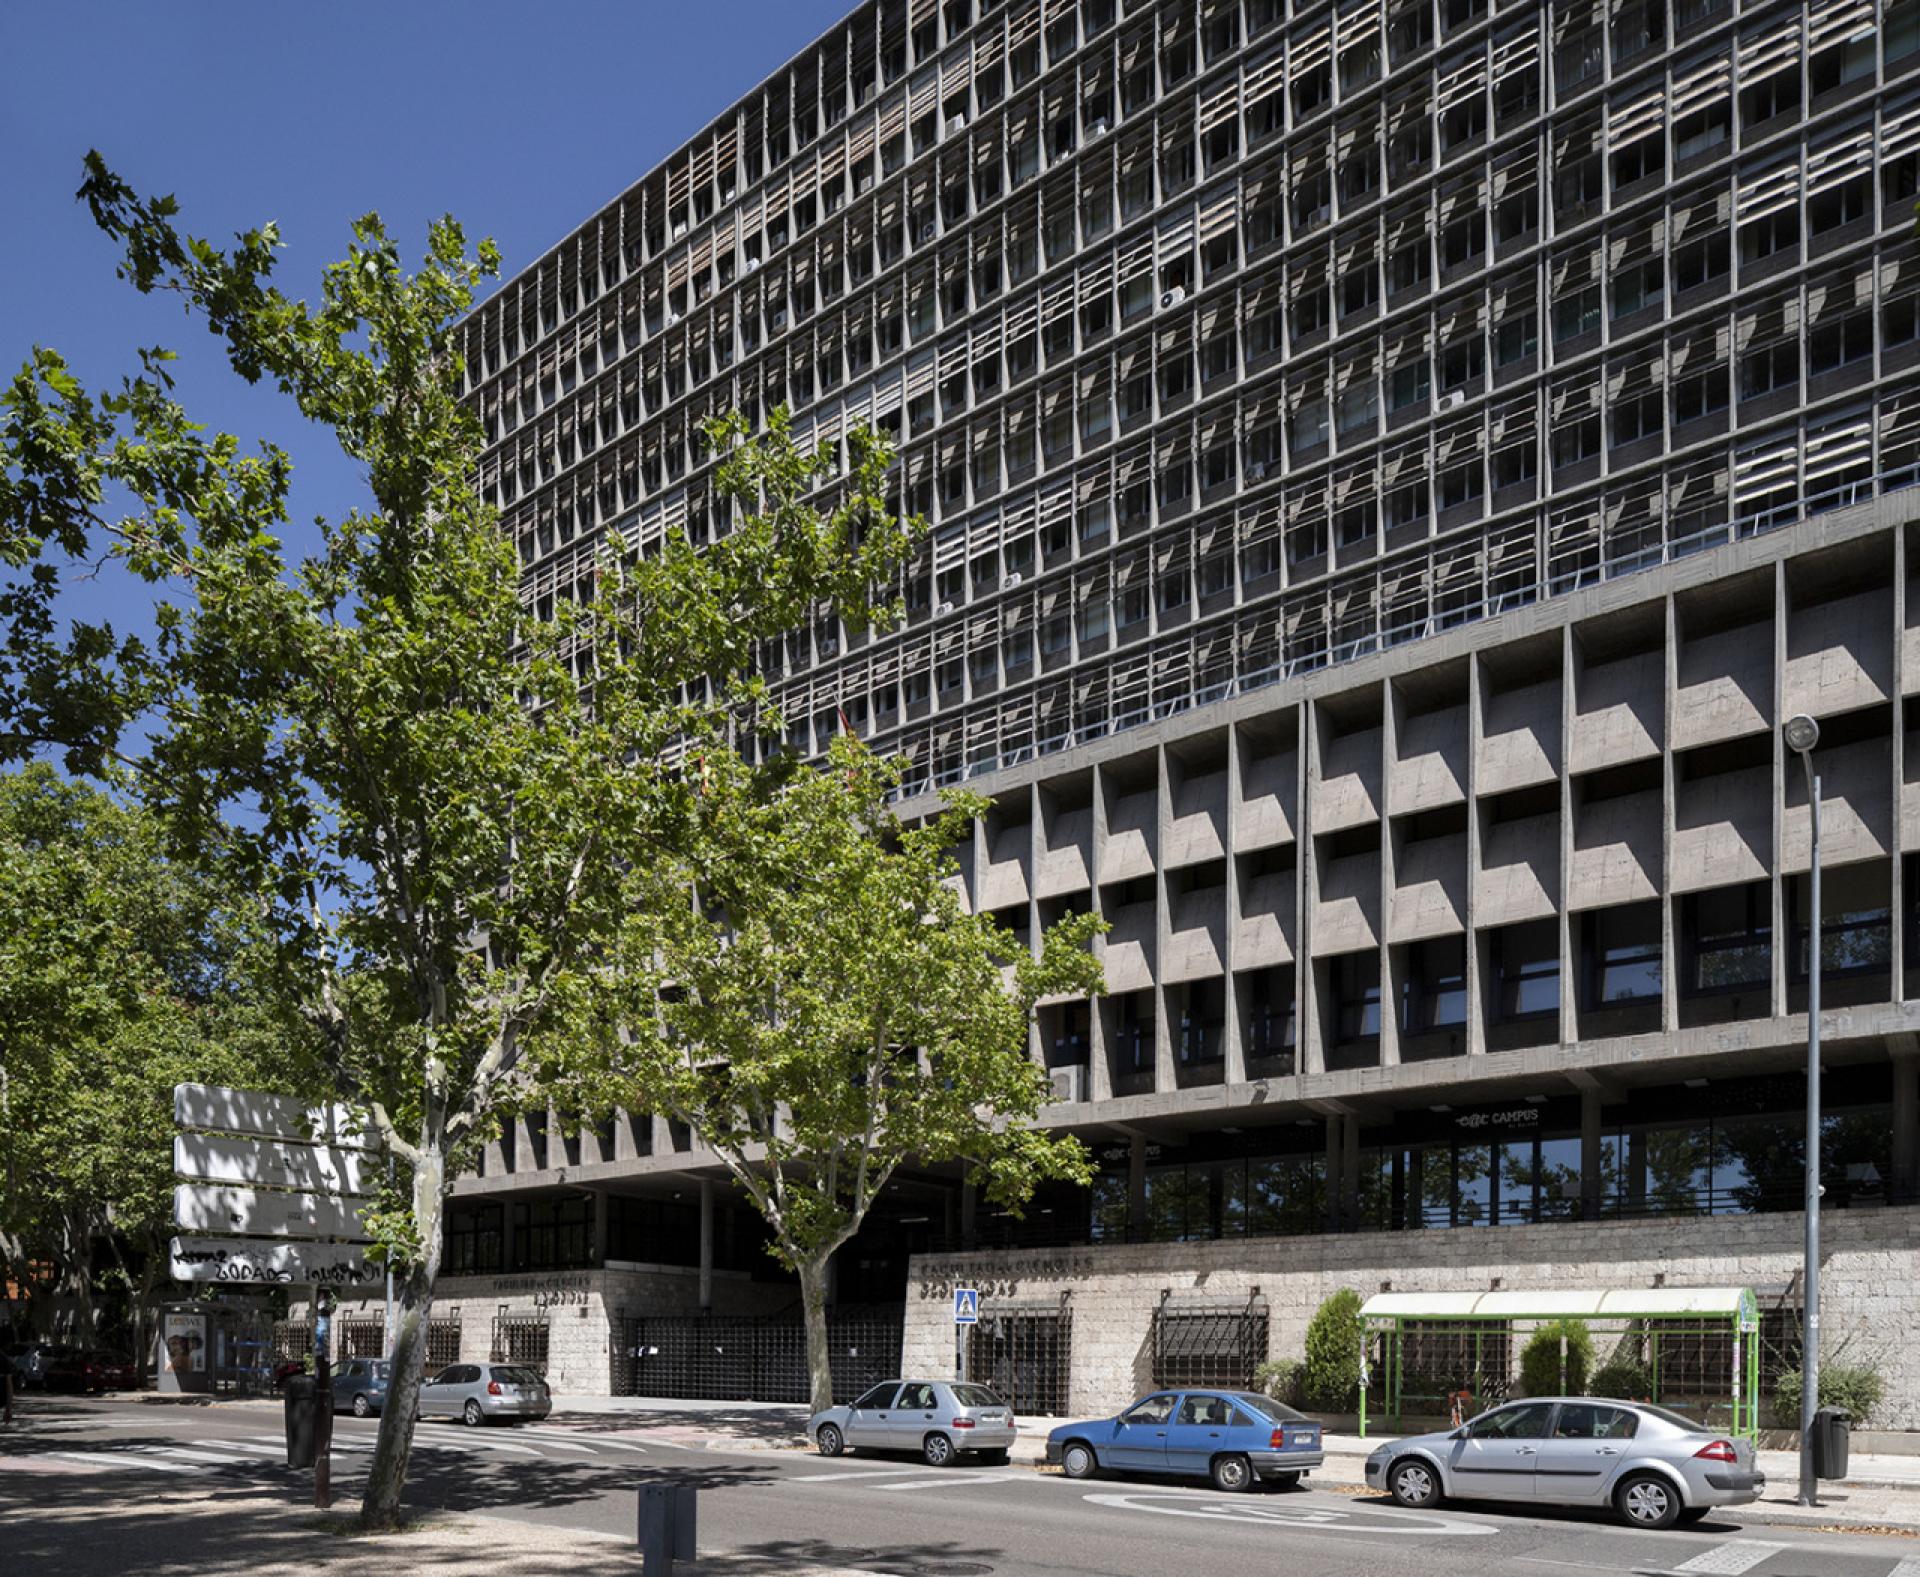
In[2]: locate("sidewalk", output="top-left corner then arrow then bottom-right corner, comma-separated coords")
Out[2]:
0,1485 -> 874,1577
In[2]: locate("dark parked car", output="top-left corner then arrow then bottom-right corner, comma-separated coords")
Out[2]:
46,1348 -> 139,1393
6,1342 -> 75,1391
1047,1389 -> 1324,1492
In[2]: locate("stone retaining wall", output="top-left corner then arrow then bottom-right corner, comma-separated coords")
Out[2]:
906,1207 -> 1920,1427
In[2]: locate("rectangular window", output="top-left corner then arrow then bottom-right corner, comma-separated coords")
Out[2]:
1491,921 -> 1559,1020
1685,883 -> 1770,992
1588,906 -> 1661,1006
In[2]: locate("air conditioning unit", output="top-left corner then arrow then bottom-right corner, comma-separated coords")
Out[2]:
672,222 -> 689,240
1003,571 -> 1024,588
937,599 -> 956,615
1160,285 -> 1187,309
920,221 -> 938,242
745,256 -> 761,272
1048,1064 -> 1088,1104
1246,460 -> 1269,481
1087,116 -> 1111,138
1438,390 -> 1466,410
949,110 -> 967,129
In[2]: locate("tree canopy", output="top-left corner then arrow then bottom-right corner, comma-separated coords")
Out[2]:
543,733 -> 1104,1410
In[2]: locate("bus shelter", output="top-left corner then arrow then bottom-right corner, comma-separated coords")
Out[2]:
1357,1287 -> 1761,1441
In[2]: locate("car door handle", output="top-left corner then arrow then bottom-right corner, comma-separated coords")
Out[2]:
1155,1430 -> 1167,1437
1207,1431 -> 1221,1438
1518,1447 -> 1537,1455
1597,1447 -> 1618,1455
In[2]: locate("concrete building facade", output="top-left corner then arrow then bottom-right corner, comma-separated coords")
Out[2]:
421,0 -> 1920,1422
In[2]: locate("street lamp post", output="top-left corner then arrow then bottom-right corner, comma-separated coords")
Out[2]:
1784,712 -> 1822,1508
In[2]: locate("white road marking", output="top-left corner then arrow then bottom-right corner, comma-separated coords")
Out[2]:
1671,1543 -> 1789,1575
136,1446 -> 265,1467
1082,1490 -> 1499,1536
1887,1561 -> 1920,1577
867,1471 -> 1031,1492
51,1450 -> 196,1475
496,1430 -> 600,1454
794,1464 -> 955,1483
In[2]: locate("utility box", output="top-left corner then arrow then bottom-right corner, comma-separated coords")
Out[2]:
284,1375 -> 319,1468
1812,1407 -> 1851,1480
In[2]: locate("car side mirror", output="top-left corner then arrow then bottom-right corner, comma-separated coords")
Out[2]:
1450,1428 -> 1468,1441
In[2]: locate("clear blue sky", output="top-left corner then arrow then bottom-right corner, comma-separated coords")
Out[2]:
0,0 -> 853,635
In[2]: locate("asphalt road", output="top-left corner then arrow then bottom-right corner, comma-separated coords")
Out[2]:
7,1397 -> 1920,1577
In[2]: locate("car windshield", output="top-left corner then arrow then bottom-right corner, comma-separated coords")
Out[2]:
1234,1392 -> 1306,1423
950,1384 -> 1004,1408
492,1366 -> 542,1386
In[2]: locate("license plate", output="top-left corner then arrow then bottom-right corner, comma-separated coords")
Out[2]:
1287,1430 -> 1317,1447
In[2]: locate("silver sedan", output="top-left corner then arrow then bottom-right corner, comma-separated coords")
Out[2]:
418,1361 -> 553,1425
1365,1398 -> 1764,1529
809,1379 -> 1017,1467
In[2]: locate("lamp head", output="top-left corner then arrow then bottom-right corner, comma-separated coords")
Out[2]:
1784,714 -> 1820,755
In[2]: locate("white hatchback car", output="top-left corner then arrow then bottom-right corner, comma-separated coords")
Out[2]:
809,1379 -> 1017,1467
418,1361 -> 553,1425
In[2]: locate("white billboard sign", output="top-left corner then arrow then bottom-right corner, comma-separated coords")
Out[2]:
174,1133 -> 370,1197
170,1235 -> 378,1286
172,1083 -> 372,1149
172,1183 -> 370,1242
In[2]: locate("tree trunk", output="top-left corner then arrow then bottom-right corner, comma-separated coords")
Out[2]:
359,1150 -> 445,1531
798,1257 -> 834,1416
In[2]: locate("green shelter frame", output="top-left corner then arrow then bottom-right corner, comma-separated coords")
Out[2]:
1357,1287 -> 1762,1442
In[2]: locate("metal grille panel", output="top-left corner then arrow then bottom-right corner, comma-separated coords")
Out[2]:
618,1310 -> 903,1404
491,1315 -> 552,1374
1151,1306 -> 1268,1391
338,1317 -> 386,1360
426,1318 -> 462,1369
968,1308 -> 1072,1417
271,1320 -> 311,1362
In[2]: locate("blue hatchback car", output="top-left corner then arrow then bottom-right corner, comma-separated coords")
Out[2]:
1047,1389 -> 1324,1492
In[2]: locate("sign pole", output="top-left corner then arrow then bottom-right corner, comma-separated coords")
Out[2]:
314,1286 -> 333,1509
952,1287 -> 978,1384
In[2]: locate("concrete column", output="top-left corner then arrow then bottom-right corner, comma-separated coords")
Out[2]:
1660,594 -> 1679,1037
1379,680 -> 1401,1070
592,1188 -> 611,1265
698,1179 -> 715,1313
1128,1134 -> 1148,1242
1153,744 -> 1176,1093
1894,1053 -> 1920,1201
1553,633 -> 1578,1050
1579,1087 -> 1604,1222
1223,724 -> 1246,1085
1301,702 -> 1326,1075
1089,762 -> 1114,1101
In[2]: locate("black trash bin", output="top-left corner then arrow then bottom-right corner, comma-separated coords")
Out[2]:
284,1374 -> 319,1469
1813,1406 -> 1852,1480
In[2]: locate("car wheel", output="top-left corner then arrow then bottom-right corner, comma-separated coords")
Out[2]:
352,1394 -> 371,1419
922,1432 -> 955,1467
1266,1471 -> 1303,1491
1210,1454 -> 1254,1493
816,1423 -> 845,1457
1389,1457 -> 1441,1508
1615,1472 -> 1682,1530
1060,1441 -> 1098,1480
463,1399 -> 484,1428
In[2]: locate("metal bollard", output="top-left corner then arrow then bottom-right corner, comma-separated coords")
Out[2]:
637,1483 -> 697,1575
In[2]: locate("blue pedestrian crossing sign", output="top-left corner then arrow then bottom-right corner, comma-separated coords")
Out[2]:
953,1287 -> 980,1324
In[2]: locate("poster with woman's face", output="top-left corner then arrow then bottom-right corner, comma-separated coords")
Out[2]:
163,1313 -> 207,1373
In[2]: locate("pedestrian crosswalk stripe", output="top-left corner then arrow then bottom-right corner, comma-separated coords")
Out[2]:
1886,1561 -> 1920,1577
868,1471 -> 1030,1493
795,1464 -> 949,1483
137,1446 -> 262,1467
1672,1543 -> 1788,1574
52,1451 -> 196,1475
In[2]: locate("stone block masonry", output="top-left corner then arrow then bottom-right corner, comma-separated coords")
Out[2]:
906,1206 -> 1920,1428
